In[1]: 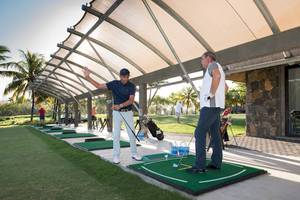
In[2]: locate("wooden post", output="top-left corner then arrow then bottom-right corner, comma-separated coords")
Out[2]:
106,91 -> 113,132
87,96 -> 92,130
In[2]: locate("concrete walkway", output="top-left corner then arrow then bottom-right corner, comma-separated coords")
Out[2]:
43,125 -> 300,200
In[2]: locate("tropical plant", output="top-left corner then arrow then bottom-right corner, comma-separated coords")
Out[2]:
0,50 -> 46,121
151,95 -> 169,114
0,45 -> 10,62
177,86 -> 198,114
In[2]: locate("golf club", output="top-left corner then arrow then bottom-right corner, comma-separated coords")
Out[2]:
107,100 -> 140,142
173,134 -> 194,168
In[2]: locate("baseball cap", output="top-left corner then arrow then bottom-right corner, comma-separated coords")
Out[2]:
120,68 -> 130,76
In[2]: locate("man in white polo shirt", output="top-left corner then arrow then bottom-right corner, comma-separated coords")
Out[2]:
187,51 -> 228,173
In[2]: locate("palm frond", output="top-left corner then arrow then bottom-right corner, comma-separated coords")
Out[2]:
0,45 -> 10,61
0,70 -> 22,78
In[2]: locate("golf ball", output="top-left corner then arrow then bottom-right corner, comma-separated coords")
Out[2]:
173,163 -> 178,168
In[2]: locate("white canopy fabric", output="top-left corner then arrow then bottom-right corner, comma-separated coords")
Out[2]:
32,0 -> 300,101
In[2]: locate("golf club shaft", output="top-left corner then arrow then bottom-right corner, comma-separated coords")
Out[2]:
178,134 -> 194,166
117,111 -> 140,142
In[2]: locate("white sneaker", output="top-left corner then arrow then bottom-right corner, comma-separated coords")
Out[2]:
132,154 -> 142,161
113,156 -> 120,164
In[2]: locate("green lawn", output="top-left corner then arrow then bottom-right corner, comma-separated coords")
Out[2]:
0,113 -> 246,136
150,114 -> 245,136
0,126 -> 186,200
0,114 -> 53,127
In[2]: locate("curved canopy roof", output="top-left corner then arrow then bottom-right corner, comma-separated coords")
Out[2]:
31,0 -> 300,102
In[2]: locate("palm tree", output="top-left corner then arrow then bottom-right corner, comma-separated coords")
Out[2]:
178,87 -> 198,115
0,46 -> 10,61
151,95 -> 169,114
0,50 -> 45,121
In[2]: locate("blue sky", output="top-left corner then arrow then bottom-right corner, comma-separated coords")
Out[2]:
0,0 -> 87,101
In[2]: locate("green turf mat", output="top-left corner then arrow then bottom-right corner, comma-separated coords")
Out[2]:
54,133 -> 96,139
51,127 -> 63,130
74,140 -> 131,151
62,129 -> 76,134
142,153 -> 177,162
128,155 -> 267,195
43,129 -> 63,133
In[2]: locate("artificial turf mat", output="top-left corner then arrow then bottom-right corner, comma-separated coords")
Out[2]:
142,153 -> 177,162
85,138 -> 105,142
74,140 -> 132,151
43,129 -> 63,133
62,129 -> 76,134
54,133 -> 97,139
128,155 -> 267,195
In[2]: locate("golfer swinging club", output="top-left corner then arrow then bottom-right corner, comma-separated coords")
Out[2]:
83,68 -> 141,164
187,51 -> 228,173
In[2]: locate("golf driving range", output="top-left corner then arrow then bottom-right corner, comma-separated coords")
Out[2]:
1,0 -> 300,199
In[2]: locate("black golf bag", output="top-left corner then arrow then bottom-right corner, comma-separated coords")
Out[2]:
146,118 -> 164,141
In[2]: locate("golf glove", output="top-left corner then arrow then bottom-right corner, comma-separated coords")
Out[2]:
204,93 -> 214,101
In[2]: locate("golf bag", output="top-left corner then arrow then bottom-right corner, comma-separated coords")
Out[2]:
133,102 -> 164,141
136,117 -> 164,141
146,118 -> 164,141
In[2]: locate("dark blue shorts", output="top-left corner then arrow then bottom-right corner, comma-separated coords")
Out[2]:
40,116 -> 45,120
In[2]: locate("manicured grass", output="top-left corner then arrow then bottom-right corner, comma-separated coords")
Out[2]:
0,126 -> 186,200
0,114 -> 53,127
150,114 -> 245,135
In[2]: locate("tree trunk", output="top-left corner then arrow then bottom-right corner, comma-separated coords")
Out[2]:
30,89 -> 35,122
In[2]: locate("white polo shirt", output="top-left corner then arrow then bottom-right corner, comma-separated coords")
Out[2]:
200,61 -> 225,109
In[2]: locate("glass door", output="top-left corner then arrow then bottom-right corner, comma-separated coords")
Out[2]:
288,66 -> 300,136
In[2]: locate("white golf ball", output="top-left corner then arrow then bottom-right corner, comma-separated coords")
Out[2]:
173,163 -> 178,168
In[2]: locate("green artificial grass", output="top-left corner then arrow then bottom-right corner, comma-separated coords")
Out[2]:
129,154 -> 266,195
53,133 -> 97,139
74,140 -> 131,151
0,126 -> 186,200
142,153 -> 177,162
43,129 -> 63,133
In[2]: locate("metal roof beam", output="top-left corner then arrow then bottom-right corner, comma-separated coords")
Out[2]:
68,28 -> 146,74
57,44 -> 119,76
31,84 -> 71,99
35,0 -> 123,88
35,77 -> 84,94
45,62 -> 102,85
41,69 -> 87,89
83,5 -> 174,66
254,0 -> 280,33
50,55 -> 109,82
31,82 -> 75,97
152,0 -> 214,52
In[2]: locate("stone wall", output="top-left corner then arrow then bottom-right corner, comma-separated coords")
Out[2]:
245,66 -> 283,137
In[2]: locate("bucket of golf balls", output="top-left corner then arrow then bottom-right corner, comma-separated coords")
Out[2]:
137,131 -> 145,141
170,145 -> 178,156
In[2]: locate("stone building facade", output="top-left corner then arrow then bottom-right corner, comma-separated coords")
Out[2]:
245,66 -> 285,137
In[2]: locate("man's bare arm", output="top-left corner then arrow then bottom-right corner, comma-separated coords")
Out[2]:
83,68 -> 107,89
210,68 -> 221,95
